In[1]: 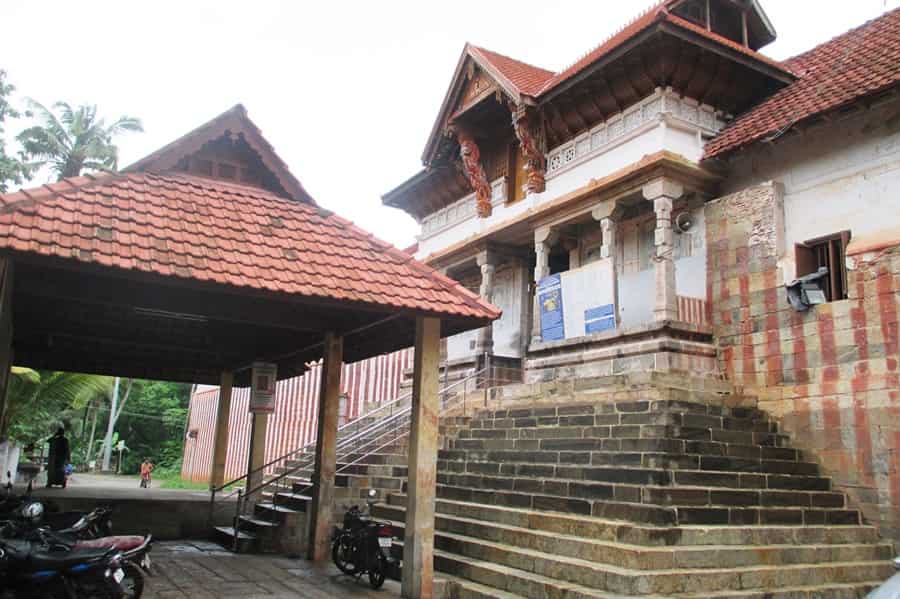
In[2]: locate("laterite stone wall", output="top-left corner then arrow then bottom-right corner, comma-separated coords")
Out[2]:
706,182 -> 900,549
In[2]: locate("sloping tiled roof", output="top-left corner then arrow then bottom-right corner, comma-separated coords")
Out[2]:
470,46 -> 554,96
0,172 -> 500,322
472,1 -> 790,100
705,8 -> 900,160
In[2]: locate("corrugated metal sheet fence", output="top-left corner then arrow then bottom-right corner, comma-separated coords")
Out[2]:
181,347 -> 413,483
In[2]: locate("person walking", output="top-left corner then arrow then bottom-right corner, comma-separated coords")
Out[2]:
46,427 -> 71,488
139,458 -> 154,489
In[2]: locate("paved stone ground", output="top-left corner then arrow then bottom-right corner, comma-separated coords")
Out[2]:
145,541 -> 403,598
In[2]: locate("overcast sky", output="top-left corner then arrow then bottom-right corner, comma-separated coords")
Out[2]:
1,0 -> 897,249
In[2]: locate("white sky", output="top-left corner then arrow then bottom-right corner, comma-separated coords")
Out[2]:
1,0 -> 897,249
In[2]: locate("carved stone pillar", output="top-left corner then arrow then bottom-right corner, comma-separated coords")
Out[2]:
455,128 -> 493,218
531,226 -> 558,345
475,251 -> 496,355
512,105 -> 546,195
642,178 -> 683,322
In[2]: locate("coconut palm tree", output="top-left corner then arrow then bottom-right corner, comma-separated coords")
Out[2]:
1,367 -> 110,445
16,100 -> 143,180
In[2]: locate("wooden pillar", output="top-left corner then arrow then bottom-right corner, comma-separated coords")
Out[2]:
209,370 -> 233,489
307,331 -> 343,562
0,260 -> 13,442
244,412 -> 269,502
643,178 -> 683,323
402,316 -> 441,599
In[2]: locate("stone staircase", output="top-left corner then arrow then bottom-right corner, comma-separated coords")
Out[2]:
372,397 -> 895,598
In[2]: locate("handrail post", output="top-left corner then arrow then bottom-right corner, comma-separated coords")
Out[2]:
233,488 -> 243,553
208,486 -> 216,531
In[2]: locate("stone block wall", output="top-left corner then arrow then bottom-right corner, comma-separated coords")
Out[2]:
706,182 -> 900,548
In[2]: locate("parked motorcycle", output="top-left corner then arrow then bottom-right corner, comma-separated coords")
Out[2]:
0,537 -> 127,598
2,503 -> 149,599
331,490 -> 398,589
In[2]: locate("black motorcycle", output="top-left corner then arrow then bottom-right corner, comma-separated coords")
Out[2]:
0,537 -> 127,598
331,491 -> 398,589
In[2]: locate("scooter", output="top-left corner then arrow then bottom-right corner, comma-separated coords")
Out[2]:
0,537 -> 127,598
331,490 -> 399,589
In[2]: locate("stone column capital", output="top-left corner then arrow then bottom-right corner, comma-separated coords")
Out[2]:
534,226 -> 558,246
591,200 -> 622,223
476,249 -> 497,268
642,177 -> 684,201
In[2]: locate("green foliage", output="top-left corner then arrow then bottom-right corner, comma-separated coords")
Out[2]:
111,380 -> 191,475
17,100 -> 143,179
0,70 -> 30,192
2,368 -> 110,446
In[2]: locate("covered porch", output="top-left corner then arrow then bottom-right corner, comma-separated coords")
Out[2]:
0,156 -> 499,597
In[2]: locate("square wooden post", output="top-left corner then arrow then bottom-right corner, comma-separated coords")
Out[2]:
245,412 -> 269,502
307,331 -> 343,561
209,370 -> 234,489
402,316 -> 441,599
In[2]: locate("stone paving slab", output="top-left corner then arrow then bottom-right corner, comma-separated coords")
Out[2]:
145,541 -> 403,598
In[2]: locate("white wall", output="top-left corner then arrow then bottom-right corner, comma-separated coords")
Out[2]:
724,99 -> 900,283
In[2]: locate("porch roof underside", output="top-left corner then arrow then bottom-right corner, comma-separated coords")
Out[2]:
9,254 -> 489,386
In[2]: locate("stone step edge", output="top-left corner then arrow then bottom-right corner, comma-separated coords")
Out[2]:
378,510 -> 892,560
432,546 -> 890,595
432,477 -> 844,500
436,460 -> 820,478
213,526 -> 257,540
383,495 -> 880,539
429,482 -> 852,513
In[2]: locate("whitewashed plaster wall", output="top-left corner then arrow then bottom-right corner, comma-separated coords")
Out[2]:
446,262 -> 527,361
723,99 -> 900,283
416,89 -> 726,261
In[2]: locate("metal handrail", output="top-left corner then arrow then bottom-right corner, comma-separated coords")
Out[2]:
208,362 -> 489,539
241,367 -> 484,498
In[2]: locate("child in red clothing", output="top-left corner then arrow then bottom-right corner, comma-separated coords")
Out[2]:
139,459 -> 154,489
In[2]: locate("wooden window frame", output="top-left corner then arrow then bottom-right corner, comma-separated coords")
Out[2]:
795,230 -> 851,303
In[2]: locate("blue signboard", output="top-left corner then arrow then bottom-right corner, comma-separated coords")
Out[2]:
538,274 -> 565,342
585,304 -> 615,335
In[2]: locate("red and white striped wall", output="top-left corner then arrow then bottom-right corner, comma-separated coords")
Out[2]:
181,347 -> 413,483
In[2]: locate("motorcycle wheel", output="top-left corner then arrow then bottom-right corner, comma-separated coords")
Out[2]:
368,552 -> 386,590
121,562 -> 144,599
331,537 -> 358,576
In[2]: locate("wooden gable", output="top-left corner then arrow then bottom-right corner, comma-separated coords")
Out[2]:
124,104 -> 314,204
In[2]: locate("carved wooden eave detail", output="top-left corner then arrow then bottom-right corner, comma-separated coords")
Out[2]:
511,104 -> 547,195
452,126 -> 493,218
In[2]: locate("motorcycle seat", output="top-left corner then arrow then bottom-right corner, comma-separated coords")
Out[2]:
28,546 -> 115,570
76,535 -> 144,552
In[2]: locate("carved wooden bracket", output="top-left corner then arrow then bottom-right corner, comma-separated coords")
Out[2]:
455,128 -> 493,218
512,105 -> 547,195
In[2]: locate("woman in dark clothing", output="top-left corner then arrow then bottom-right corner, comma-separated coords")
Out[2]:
46,427 -> 70,488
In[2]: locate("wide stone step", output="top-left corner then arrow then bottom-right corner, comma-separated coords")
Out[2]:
432,472 -> 846,510
466,411 -> 778,433
379,506 -> 891,571
335,472 -> 405,491
384,495 -> 882,547
440,460 -> 831,491
474,400 -> 770,422
438,448 -> 819,476
429,542 -> 890,597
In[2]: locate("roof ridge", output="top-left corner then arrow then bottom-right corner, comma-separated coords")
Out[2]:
783,5 -> 898,73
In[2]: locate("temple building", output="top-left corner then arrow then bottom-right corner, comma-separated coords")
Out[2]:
384,0 -> 900,550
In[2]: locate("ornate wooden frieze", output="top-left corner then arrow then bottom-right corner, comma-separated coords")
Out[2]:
455,128 -> 493,218
512,105 -> 547,195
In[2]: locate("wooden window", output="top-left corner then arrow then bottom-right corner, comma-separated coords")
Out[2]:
795,231 -> 851,302
507,143 -> 527,205
217,163 -> 237,180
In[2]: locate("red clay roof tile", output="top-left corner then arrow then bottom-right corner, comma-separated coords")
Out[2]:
705,8 -> 900,160
0,172 -> 500,323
